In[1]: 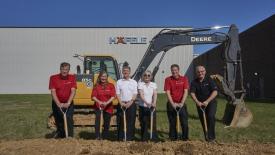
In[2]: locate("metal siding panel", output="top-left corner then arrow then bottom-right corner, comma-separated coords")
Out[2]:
0,28 -> 193,94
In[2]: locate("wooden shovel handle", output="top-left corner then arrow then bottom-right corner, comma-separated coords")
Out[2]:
63,113 -> 68,138
123,110 -> 127,141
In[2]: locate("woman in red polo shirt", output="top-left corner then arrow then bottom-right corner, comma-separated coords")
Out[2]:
91,71 -> 116,140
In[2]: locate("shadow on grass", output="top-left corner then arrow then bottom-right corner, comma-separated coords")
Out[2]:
156,130 -> 169,142
44,130 -> 57,139
245,98 -> 275,104
133,129 -> 167,142
78,130 -> 95,140
157,110 -> 224,123
78,129 -> 168,142
189,113 -> 224,124
78,130 -> 118,141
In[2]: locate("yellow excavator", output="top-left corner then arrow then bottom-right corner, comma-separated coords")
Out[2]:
73,55 -> 120,107
48,24 -> 252,129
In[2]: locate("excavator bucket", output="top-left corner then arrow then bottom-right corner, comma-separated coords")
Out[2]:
224,99 -> 253,128
211,74 -> 253,128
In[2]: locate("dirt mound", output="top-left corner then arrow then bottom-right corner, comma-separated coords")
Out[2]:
0,139 -> 275,155
128,142 -> 152,153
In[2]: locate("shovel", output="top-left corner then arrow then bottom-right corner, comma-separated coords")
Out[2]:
200,106 -> 208,140
121,106 -> 127,141
60,107 -> 68,138
150,107 -> 155,140
175,106 -> 182,139
99,106 -> 104,139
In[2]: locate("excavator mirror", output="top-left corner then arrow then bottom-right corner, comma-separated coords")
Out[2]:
73,54 -> 84,62
100,61 -> 107,72
76,65 -> 81,74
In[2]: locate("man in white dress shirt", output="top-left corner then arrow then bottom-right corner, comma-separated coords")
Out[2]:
116,65 -> 138,141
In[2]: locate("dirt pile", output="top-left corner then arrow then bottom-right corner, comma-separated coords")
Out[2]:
0,139 -> 275,155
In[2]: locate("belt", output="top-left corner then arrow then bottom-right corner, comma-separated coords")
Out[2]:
122,101 -> 131,103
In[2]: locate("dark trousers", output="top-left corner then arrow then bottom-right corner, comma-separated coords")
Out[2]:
94,108 -> 112,139
138,106 -> 157,141
117,103 -> 136,141
196,101 -> 217,141
166,102 -> 189,140
52,101 -> 74,138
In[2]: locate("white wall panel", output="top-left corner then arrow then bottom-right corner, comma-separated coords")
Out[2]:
0,28 -> 193,94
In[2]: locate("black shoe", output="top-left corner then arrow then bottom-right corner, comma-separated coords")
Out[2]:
53,131 -> 64,139
207,139 -> 216,143
95,136 -> 102,140
151,136 -> 160,142
170,137 -> 177,141
53,133 -> 60,139
182,138 -> 190,141
141,138 -> 148,142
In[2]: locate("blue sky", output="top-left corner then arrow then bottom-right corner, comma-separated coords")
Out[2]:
0,0 -> 274,53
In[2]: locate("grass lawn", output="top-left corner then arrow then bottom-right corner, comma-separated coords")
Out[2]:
0,94 -> 274,143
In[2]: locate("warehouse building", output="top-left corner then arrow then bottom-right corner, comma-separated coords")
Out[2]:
193,14 -> 275,99
0,27 -> 193,94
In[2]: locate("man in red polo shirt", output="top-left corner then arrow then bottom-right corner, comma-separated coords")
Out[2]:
164,64 -> 189,141
49,62 -> 77,138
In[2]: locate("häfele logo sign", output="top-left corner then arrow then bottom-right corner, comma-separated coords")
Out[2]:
109,36 -> 147,44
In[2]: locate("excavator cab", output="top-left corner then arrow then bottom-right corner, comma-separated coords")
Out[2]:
73,55 -> 120,107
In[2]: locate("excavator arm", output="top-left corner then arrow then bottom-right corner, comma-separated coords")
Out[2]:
132,24 -> 252,127
132,27 -> 228,81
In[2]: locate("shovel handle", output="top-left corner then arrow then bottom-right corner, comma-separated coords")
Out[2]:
150,108 -> 155,140
203,112 -> 208,133
60,108 -> 69,138
122,107 -> 127,141
63,113 -> 68,138
200,107 -> 208,133
176,112 -> 180,134
99,109 -> 103,138
175,106 -> 182,136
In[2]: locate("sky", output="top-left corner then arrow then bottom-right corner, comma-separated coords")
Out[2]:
0,0 -> 274,53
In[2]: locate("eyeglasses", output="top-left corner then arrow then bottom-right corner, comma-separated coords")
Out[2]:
197,70 -> 206,73
144,74 -> 151,77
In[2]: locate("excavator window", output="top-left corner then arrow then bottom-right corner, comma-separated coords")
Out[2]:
84,56 -> 118,81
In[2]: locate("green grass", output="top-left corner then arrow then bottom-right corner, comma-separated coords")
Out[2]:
156,95 -> 275,143
0,94 -> 51,140
0,94 -> 274,143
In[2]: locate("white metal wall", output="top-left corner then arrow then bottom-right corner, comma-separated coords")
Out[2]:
0,28 -> 193,94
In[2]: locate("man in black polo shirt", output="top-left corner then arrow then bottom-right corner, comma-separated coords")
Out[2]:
190,65 -> 218,142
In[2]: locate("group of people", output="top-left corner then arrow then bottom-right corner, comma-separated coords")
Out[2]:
49,62 -> 218,142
